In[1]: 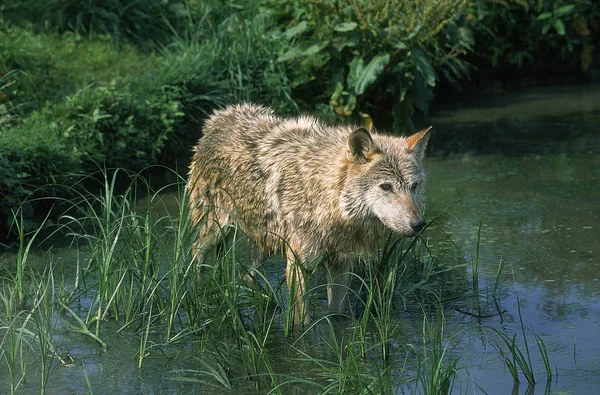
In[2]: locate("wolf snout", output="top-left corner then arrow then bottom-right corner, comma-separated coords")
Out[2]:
410,217 -> 426,233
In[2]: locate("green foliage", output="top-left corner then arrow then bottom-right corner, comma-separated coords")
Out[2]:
56,82 -> 184,170
1,0 -> 203,50
167,6 -> 296,114
0,68 -> 187,231
0,21 -> 144,114
466,0 -> 599,77
0,109 -> 83,232
0,72 -> 184,234
271,0 -> 472,132
0,3 -> 296,236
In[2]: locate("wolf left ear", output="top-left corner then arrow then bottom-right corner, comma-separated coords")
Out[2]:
347,128 -> 376,163
406,126 -> 432,160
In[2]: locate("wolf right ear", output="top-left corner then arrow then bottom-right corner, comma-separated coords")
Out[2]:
406,126 -> 432,161
347,128 -> 377,163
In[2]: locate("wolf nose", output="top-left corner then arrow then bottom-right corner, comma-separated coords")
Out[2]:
410,218 -> 426,233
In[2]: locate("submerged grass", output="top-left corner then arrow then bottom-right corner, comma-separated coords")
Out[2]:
491,291 -> 553,387
0,284 -> 29,395
0,169 -> 558,393
416,312 -> 460,395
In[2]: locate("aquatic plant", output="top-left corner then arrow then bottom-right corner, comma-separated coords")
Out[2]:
0,167 -> 567,393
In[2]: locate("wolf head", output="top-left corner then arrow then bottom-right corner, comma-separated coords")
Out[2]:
340,127 -> 431,236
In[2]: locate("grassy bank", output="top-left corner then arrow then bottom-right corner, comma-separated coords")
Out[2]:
0,3 -> 294,235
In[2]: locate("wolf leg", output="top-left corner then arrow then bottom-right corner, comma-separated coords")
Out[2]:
326,257 -> 352,314
191,195 -> 232,270
285,249 -> 311,326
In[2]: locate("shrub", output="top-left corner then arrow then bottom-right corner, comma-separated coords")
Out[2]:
0,78 -> 185,236
0,21 -> 145,115
0,3 -> 297,237
269,0 -> 472,133
1,0 -> 200,50
0,108 -> 83,234
465,0 -> 600,82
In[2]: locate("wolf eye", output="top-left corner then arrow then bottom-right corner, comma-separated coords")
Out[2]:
410,182 -> 419,192
379,183 -> 393,192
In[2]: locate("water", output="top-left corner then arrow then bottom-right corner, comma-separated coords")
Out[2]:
1,83 -> 599,394
425,153 -> 600,393
424,84 -> 600,393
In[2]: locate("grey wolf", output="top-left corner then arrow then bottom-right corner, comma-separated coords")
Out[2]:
188,103 -> 431,325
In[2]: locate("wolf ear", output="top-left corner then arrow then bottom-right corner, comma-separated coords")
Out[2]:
347,128 -> 376,163
406,126 -> 432,160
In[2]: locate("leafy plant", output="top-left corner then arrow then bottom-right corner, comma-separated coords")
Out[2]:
537,3 -> 577,36
466,0 -> 599,79
0,22 -> 144,115
272,0 -> 472,133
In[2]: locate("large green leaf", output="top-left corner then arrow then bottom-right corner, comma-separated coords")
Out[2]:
552,19 -> 565,35
411,49 -> 437,88
303,42 -> 328,57
277,47 -> 305,62
407,25 -> 422,40
277,41 -> 328,62
458,26 -> 474,49
346,56 -> 365,91
555,4 -> 576,17
354,54 -> 390,95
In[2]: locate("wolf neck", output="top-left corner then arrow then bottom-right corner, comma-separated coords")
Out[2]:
293,150 -> 388,254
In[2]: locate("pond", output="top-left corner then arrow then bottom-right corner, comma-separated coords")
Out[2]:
424,84 -> 600,393
0,83 -> 598,394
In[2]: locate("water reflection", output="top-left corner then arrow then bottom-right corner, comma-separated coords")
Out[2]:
425,85 -> 600,393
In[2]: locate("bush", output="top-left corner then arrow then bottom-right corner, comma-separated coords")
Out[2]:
0,108 -> 84,233
0,3 -> 297,237
0,65 -> 188,235
0,21 -> 145,115
269,0 -> 472,133
465,0 -> 600,83
1,0 -> 201,50
0,79 -> 185,236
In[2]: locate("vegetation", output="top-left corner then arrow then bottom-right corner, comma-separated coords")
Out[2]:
1,171 -> 555,393
465,0 -> 599,83
1,0 -> 598,234
0,0 -> 593,392
270,0 -> 472,132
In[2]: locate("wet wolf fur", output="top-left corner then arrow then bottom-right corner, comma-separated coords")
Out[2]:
188,104 -> 431,325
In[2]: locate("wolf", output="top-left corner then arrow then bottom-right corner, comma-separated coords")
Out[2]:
188,103 -> 431,325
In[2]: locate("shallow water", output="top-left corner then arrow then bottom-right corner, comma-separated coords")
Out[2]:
425,154 -> 600,393
424,86 -> 600,393
1,83 -> 599,394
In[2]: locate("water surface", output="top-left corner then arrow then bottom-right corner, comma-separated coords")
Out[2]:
424,85 -> 600,393
1,83 -> 599,394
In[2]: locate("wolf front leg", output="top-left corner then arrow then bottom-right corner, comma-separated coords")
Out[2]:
285,249 -> 311,326
326,256 -> 352,314
189,191 -> 232,269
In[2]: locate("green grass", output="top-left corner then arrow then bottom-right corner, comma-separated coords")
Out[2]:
491,292 -> 553,386
0,169 -> 560,394
0,4 -> 297,235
